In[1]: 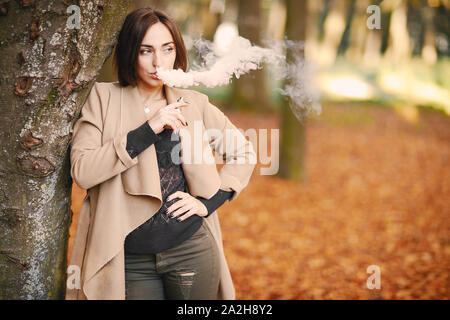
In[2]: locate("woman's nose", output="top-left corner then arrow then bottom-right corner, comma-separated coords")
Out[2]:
153,52 -> 162,67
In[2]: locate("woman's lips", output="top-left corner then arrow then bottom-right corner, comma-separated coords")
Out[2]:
149,72 -> 159,80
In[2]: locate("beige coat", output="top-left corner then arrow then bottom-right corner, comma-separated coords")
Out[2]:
65,81 -> 256,300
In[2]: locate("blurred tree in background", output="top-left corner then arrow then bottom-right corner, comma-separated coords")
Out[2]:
278,0 -> 308,180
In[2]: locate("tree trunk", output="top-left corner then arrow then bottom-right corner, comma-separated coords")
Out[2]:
278,0 -> 308,181
0,0 -> 132,299
232,0 -> 272,113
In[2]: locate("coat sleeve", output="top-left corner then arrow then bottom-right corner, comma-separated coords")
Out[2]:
70,82 -> 138,190
202,99 -> 256,202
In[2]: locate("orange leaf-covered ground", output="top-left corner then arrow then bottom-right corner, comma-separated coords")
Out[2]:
68,103 -> 449,299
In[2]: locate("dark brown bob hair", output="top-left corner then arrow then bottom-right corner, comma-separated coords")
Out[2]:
113,7 -> 187,87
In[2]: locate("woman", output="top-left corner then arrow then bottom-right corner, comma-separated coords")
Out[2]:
66,8 -> 255,300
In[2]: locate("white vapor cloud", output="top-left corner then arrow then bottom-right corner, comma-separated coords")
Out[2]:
156,36 -> 321,121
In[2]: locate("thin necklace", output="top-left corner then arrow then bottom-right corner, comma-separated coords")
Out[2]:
139,86 -> 166,114
144,97 -> 166,114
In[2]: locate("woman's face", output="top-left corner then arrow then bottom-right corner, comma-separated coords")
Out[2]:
136,21 -> 176,88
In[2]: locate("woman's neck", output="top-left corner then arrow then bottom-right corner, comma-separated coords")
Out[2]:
136,80 -> 165,103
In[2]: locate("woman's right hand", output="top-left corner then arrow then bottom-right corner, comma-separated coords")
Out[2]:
147,101 -> 189,134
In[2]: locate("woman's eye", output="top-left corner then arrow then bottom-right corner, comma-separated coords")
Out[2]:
140,47 -> 173,54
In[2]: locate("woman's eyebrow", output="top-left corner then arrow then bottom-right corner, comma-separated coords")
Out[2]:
141,42 -> 175,48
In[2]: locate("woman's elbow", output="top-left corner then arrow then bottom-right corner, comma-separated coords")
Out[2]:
70,158 -> 94,190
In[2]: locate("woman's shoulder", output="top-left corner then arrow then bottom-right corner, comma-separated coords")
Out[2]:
92,81 -> 120,92
83,81 -> 118,101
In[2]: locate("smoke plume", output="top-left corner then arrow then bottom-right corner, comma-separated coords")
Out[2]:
156,36 -> 321,121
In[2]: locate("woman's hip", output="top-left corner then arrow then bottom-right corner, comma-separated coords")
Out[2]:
124,219 -> 220,274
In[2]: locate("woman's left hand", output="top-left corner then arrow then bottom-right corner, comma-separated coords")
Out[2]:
166,191 -> 208,221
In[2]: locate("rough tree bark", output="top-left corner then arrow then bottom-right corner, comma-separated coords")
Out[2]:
0,0 -> 132,299
278,0 -> 308,181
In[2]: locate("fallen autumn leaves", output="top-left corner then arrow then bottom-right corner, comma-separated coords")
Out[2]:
69,103 -> 449,299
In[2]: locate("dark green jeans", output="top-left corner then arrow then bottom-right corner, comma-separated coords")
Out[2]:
124,219 -> 221,300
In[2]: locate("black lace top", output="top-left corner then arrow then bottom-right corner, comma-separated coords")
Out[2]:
123,121 -> 234,254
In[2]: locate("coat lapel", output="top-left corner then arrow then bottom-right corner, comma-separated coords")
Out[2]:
119,84 -> 162,202
119,83 -> 221,201
166,85 -> 222,199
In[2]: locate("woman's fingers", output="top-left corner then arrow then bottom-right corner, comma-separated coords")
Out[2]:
165,102 -> 189,112
170,101 -> 189,108
166,197 -> 191,218
165,110 -> 187,125
166,195 -> 193,215
167,191 -> 188,201
165,191 -> 206,221
164,113 -> 186,133
168,203 -> 194,221
175,209 -> 195,222
174,112 -> 187,126
165,118 -> 181,134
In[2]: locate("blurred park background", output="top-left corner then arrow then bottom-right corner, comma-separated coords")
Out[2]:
69,0 -> 449,299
